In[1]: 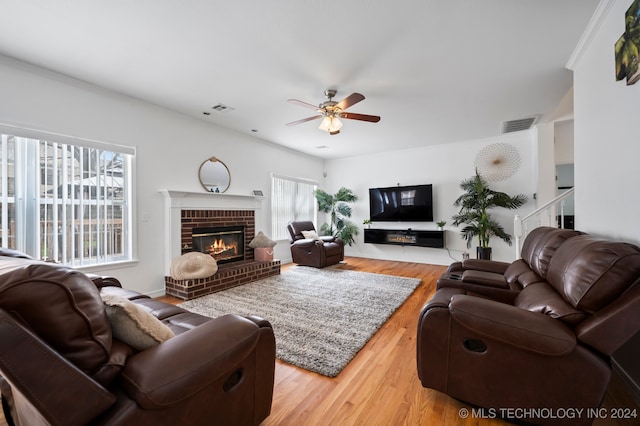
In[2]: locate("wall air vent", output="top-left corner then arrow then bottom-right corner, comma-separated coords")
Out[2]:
501,116 -> 539,134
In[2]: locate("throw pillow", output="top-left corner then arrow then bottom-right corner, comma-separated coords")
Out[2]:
170,251 -> 218,280
248,230 -> 277,248
101,293 -> 174,351
301,230 -> 321,240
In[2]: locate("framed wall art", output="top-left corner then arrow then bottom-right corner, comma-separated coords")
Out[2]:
615,0 -> 640,85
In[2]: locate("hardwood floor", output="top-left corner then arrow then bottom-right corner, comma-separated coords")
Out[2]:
157,257 -> 640,425
261,257 -> 489,426
1,257 -> 637,426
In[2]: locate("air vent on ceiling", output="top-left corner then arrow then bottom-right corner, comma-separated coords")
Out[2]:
501,116 -> 539,134
211,103 -> 235,113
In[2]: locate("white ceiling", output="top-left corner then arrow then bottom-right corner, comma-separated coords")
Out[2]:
0,0 -> 599,159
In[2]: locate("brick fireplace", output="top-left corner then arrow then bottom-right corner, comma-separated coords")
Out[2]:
161,190 -> 280,300
180,209 -> 255,262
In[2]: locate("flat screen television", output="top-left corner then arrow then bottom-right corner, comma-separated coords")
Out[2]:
369,184 -> 433,222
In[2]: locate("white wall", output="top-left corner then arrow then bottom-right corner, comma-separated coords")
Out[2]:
554,120 -> 575,164
570,0 -> 640,392
323,132 -> 537,264
0,52 -> 546,289
535,123 -> 558,206
571,0 -> 640,243
0,55 -> 324,296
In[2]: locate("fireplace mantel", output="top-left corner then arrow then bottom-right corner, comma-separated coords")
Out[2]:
159,189 -> 265,209
160,189 -> 266,276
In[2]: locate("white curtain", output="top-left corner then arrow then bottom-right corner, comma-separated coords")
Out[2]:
271,174 -> 317,240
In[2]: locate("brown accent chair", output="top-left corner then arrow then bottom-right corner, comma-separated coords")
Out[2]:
286,220 -> 344,268
418,228 -> 640,426
0,252 -> 276,426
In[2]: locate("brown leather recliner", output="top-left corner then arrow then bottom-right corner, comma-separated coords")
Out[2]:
418,229 -> 640,426
0,252 -> 276,426
287,220 -> 344,268
437,226 -> 584,303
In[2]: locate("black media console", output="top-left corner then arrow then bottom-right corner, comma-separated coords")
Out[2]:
364,228 -> 444,249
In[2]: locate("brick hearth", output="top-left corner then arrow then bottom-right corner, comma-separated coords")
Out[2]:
164,207 -> 280,300
165,259 -> 281,300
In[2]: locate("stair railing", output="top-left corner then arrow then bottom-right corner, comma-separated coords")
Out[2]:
513,187 -> 575,257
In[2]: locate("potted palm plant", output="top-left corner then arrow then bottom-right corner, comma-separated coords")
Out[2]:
315,187 -> 360,246
451,171 -> 527,259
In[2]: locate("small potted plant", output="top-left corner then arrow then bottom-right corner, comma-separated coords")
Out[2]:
363,219 -> 372,229
436,220 -> 446,231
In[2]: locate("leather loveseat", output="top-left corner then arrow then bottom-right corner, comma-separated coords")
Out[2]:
417,227 -> 640,425
0,250 -> 276,426
287,220 -> 344,268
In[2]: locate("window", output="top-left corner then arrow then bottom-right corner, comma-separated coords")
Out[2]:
1,126 -> 133,266
400,189 -> 416,206
271,174 -> 317,240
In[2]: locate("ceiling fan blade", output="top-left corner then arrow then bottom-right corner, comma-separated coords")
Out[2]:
286,115 -> 322,126
335,93 -> 365,111
287,99 -> 319,110
339,112 -> 381,123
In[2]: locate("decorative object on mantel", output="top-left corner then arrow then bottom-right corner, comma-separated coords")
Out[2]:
474,142 -> 521,182
170,251 -> 218,280
615,0 -> 640,86
198,156 -> 231,193
436,220 -> 446,231
249,231 -> 277,262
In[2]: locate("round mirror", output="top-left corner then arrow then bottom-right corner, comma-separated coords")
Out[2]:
198,157 -> 230,193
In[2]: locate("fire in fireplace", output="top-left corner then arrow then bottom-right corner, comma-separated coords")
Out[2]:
192,226 -> 245,264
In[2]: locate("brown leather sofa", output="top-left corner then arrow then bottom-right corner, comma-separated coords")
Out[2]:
287,220 -> 344,268
0,250 -> 276,426
417,227 -> 640,425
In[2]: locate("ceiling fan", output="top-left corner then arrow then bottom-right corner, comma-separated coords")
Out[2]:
286,89 -> 381,135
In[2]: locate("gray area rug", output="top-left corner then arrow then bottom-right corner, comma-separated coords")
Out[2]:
178,266 -> 421,377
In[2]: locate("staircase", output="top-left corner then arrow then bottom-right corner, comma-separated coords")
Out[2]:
513,187 -> 575,257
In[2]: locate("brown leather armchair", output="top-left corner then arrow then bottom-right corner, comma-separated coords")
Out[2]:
418,230 -> 640,426
287,220 -> 344,268
0,253 -> 276,426
437,227 -> 583,303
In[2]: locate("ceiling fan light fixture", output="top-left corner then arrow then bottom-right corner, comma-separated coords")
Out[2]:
330,116 -> 343,132
318,115 -> 342,134
318,116 -> 331,131
287,89 -> 379,133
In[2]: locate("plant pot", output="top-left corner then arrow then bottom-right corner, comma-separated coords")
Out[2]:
476,247 -> 492,260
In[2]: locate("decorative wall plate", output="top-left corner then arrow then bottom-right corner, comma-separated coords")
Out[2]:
474,143 -> 521,181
